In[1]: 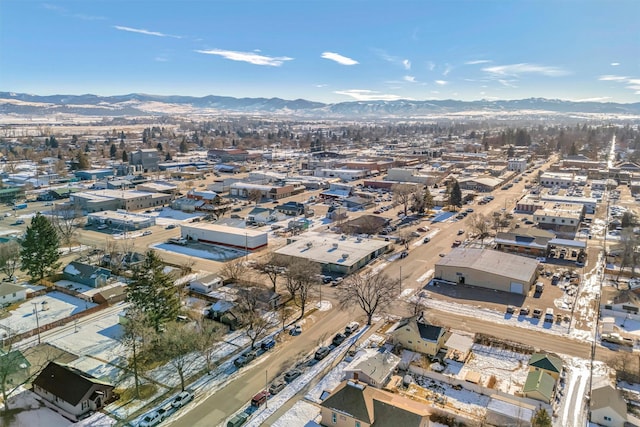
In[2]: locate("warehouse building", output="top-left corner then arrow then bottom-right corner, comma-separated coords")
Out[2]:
70,189 -> 172,213
434,248 -> 538,295
181,223 -> 268,250
274,232 -> 390,276
87,210 -> 155,230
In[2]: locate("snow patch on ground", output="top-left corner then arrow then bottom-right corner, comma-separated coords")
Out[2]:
271,400 -> 321,427
316,300 -> 332,311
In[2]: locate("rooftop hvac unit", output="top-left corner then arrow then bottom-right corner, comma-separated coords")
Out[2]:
333,243 -> 339,249
342,254 -> 349,259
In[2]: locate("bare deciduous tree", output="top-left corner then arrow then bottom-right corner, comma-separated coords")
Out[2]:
247,189 -> 263,205
336,273 -> 399,325
0,240 -> 21,280
194,317 -> 224,374
151,323 -> 200,391
219,259 -> 249,284
284,258 -> 320,319
51,204 -> 84,248
255,253 -> 287,292
236,287 -> 274,349
468,212 -> 492,248
392,183 -> 415,216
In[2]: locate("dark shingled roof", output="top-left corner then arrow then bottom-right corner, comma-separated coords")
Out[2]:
33,362 -> 112,406
321,381 -> 374,424
416,322 -> 443,342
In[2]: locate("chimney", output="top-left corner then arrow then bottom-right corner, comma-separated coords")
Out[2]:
353,372 -> 359,381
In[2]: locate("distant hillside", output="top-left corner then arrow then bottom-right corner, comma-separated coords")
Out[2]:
1,92 -> 639,119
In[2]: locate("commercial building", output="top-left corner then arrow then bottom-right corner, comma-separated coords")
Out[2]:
129,148 -> 160,172
533,202 -> 584,233
70,189 -> 172,213
508,158 -> 528,172
434,248 -> 539,295
274,232 -> 390,276
87,210 -> 156,230
494,229 -> 555,257
314,168 -> 368,181
228,182 -> 299,200
538,172 -> 577,188
458,176 -> 503,192
74,169 -> 115,181
181,223 -> 268,250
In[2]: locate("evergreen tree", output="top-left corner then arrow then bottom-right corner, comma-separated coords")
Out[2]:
127,251 -> 180,332
122,150 -> 128,162
422,186 -> 434,213
20,213 -> 61,282
156,143 -> 163,152
179,138 -> 188,153
76,151 -> 90,170
531,408 -> 552,427
449,179 -> 462,208
110,143 -> 117,158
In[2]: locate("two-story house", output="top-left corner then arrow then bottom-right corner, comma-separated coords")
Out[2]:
388,314 -> 448,357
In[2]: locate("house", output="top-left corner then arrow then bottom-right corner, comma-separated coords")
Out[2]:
246,207 -> 276,225
275,201 -> 305,216
343,349 -> 401,388
590,385 -> 628,427
189,275 -> 223,294
522,370 -> 555,403
32,362 -> 115,421
528,353 -> 563,380
207,300 -> 241,330
601,289 -> 640,322
0,283 -> 27,306
320,380 -> 430,427
63,261 -> 111,288
389,313 -> 448,357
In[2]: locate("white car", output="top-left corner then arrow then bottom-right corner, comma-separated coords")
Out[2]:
142,230 -> 152,236
138,408 -> 166,427
171,390 -> 194,408
535,257 -> 547,263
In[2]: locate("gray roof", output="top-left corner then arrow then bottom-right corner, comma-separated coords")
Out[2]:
590,385 -> 627,419
0,283 -> 25,297
321,381 -> 374,423
345,349 -> 400,385
417,322 -> 444,342
436,248 -> 539,283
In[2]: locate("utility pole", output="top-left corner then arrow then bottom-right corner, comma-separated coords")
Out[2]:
399,266 -> 402,294
32,302 -> 41,344
265,369 -> 268,409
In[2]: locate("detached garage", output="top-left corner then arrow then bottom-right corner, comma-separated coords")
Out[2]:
434,248 -> 538,295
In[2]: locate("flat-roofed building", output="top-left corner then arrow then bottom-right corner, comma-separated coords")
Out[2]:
539,172 -> 575,188
274,232 -> 390,276
87,210 -> 156,230
181,223 -> 268,250
71,189 -> 172,213
228,182 -> 297,200
533,201 -> 584,232
508,158 -> 528,172
435,248 -> 538,295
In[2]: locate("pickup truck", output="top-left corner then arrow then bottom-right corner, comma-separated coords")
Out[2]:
602,333 -> 634,347
168,237 -> 187,246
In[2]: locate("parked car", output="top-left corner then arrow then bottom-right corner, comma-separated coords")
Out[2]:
332,333 -> 346,346
269,380 -> 286,395
506,306 -> 516,314
423,236 -> 431,243
314,346 -> 331,360
261,338 -> 276,351
165,224 -> 177,229
519,307 -> 530,316
138,408 -> 167,427
233,351 -> 257,368
227,412 -> 249,427
289,325 -> 302,336
142,230 -> 153,236
457,229 -> 465,235
399,251 -> 409,259
532,308 -> 542,319
452,240 -> 462,247
284,368 -> 302,383
171,390 -> 194,408
345,321 -> 360,335
251,390 -> 269,407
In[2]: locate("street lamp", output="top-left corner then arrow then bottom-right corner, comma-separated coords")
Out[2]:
32,302 -> 41,344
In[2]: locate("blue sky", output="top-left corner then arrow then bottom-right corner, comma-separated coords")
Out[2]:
1,0 -> 639,103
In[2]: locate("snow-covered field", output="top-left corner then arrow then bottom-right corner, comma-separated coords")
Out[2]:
458,344 -> 530,394
0,292 -> 97,335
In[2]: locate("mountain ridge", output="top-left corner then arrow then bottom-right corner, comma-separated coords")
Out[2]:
1,91 -> 639,118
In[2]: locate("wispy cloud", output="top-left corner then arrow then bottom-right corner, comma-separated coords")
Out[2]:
435,80 -> 448,86
598,75 -> 628,82
321,52 -> 358,66
373,49 -> 410,70
483,63 -> 570,77
426,61 -> 435,71
465,59 -> 492,65
155,55 -> 170,62
575,96 -> 612,102
334,89 -> 409,101
43,4 -> 105,20
443,64 -> 453,76
402,59 -> 411,70
315,84 -> 328,88
196,49 -> 293,66
610,62 -> 620,66
498,79 -> 518,88
403,76 -> 416,83
114,25 -> 181,39
598,75 -> 640,94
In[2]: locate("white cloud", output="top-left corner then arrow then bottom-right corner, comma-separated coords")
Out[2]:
402,59 -> 411,70
443,63 -> 453,76
114,25 -> 181,39
333,89 -> 409,101
155,56 -> 169,62
315,84 -> 328,88
196,49 -> 293,66
498,79 -> 518,88
610,62 -> 620,66
321,52 -> 358,66
465,59 -> 492,65
435,80 -> 448,86
574,97 -> 612,102
483,63 -> 570,77
426,61 -> 435,71
403,76 -> 416,83
598,75 -> 628,82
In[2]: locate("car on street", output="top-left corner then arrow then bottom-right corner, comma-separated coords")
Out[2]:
423,236 -> 431,243
314,346 -> 331,360
165,224 -> 177,229
452,240 -> 462,247
345,321 -> 360,335
171,390 -> 194,408
535,257 -> 546,263
457,229 -> 465,235
519,307 -> 530,316
289,325 -> 302,336
261,338 -> 276,351
269,380 -> 286,395
284,368 -> 302,383
138,408 -> 167,427
233,351 -> 257,368
332,333 -> 346,346
417,227 -> 428,232
506,306 -> 516,314
399,251 -> 409,259
142,230 -> 152,236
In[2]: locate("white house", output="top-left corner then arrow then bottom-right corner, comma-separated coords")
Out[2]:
189,275 -> 223,294
0,283 -> 27,306
343,348 -> 401,388
590,385 -> 627,427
